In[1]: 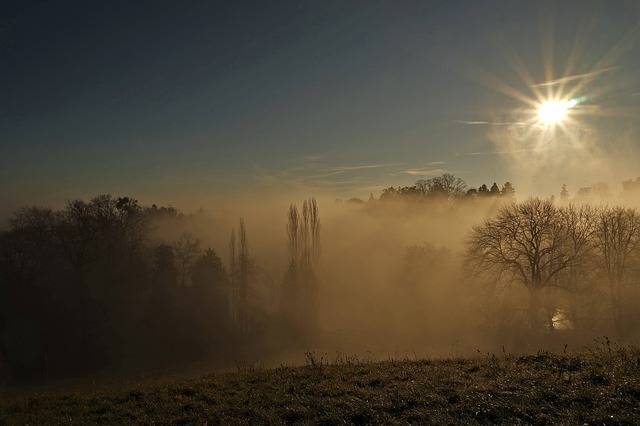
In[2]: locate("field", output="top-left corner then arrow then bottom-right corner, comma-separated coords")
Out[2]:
2,343 -> 640,425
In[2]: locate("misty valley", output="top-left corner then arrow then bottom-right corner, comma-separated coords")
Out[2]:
1,174 -> 640,390
3,1 -> 640,422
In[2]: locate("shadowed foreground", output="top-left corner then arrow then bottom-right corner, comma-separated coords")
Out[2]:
2,345 -> 640,425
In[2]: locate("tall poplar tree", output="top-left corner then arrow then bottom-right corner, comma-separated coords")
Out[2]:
283,198 -> 320,334
229,219 -> 251,334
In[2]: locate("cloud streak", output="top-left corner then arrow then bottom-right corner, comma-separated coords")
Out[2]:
467,148 -> 551,156
251,158 -> 457,197
321,163 -> 405,173
403,168 -> 448,176
250,160 -> 415,196
456,120 -> 544,128
531,67 -> 617,88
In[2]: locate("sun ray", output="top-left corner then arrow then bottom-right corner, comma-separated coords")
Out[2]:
537,3 -> 557,87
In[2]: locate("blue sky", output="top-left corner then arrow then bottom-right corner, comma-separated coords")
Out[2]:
1,0 -> 639,216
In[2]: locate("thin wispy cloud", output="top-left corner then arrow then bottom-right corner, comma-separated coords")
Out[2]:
275,161 -> 406,179
321,163 -> 405,173
456,120 -> 537,127
403,168 -> 448,176
467,148 -> 549,156
531,67 -> 617,88
275,171 -> 340,181
252,160 -> 410,194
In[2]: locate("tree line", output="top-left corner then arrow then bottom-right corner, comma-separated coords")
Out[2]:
353,173 -> 515,203
0,195 -> 319,384
466,198 -> 640,341
2,173 -> 639,384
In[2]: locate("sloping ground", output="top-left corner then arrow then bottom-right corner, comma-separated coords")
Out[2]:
1,346 -> 639,425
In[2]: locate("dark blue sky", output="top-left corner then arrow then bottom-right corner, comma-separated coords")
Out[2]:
1,0 -> 639,215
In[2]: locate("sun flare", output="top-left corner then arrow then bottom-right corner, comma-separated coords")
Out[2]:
538,99 -> 577,124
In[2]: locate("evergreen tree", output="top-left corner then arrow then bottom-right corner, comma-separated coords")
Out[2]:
478,184 -> 490,196
501,182 -> 516,199
490,182 -> 500,196
560,184 -> 570,203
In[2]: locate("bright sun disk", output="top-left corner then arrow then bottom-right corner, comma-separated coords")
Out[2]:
538,99 -> 577,124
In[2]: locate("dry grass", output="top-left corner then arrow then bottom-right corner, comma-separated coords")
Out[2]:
2,342 -> 640,425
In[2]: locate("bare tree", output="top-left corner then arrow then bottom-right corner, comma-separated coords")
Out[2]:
174,232 -> 202,288
283,198 -> 321,333
237,218 -> 250,334
56,199 -> 99,277
593,206 -> 640,335
465,199 -> 590,333
415,173 -> 467,201
552,204 -> 599,332
228,219 -> 251,334
228,227 -> 236,325
283,205 -> 300,324
2,207 -> 59,288
287,204 -> 300,270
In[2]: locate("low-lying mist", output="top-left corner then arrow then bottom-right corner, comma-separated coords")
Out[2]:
153,195 -> 503,358
1,178 -> 640,389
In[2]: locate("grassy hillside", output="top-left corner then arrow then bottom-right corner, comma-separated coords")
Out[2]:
2,344 -> 640,425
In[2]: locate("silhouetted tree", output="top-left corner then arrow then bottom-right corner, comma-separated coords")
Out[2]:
149,244 -> 178,318
560,184 -> 570,203
0,195 -> 251,383
2,207 -> 59,289
399,186 -> 421,198
593,207 -> 640,336
490,182 -> 500,196
576,182 -> 610,202
228,228 -> 236,325
282,198 -> 321,335
145,204 -> 180,219
380,186 -> 398,201
415,173 -> 467,201
478,184 -> 490,196
237,219 -> 250,334
346,197 -> 365,204
186,248 -> 229,354
622,177 -> 640,194
175,232 -> 202,288
500,182 -> 516,199
54,198 -> 110,372
229,219 -> 252,335
552,204 -> 599,333
466,199 -> 592,334
0,207 -> 63,380
191,249 -> 227,293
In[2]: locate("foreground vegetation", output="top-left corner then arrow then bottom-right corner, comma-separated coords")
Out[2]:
2,343 -> 640,425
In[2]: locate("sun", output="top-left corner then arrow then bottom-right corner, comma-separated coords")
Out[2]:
538,99 -> 578,124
